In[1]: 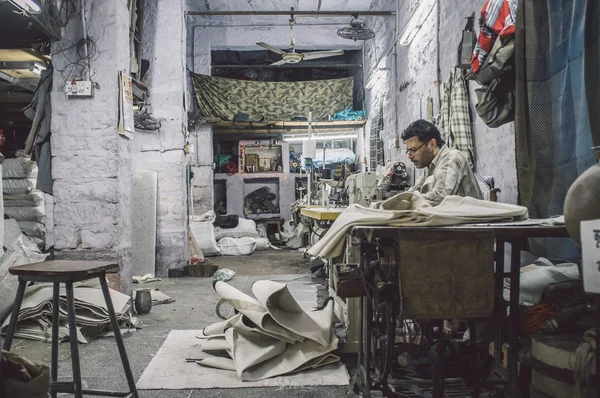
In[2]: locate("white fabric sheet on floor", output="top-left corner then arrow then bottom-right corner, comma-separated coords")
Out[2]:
308,192 -> 529,259
195,280 -> 339,381
136,330 -> 349,390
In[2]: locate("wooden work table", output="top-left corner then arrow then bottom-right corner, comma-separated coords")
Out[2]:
300,207 -> 345,221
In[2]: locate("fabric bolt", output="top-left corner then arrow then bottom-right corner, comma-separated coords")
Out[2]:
471,0 -> 518,73
192,73 -> 354,121
308,191 -> 529,259
409,145 -> 483,206
514,0 -> 598,260
437,69 -> 474,166
196,280 -> 338,381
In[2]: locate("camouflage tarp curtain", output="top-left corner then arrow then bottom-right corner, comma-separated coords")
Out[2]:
191,73 -> 354,121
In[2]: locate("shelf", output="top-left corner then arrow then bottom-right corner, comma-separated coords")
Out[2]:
246,213 -> 282,220
209,120 -> 366,134
214,172 -> 290,180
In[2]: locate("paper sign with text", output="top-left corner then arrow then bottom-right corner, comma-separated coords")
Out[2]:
581,219 -> 600,294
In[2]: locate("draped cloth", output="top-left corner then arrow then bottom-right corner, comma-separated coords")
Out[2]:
195,280 -> 339,381
514,0 -> 600,259
191,73 -> 354,121
308,192 -> 529,259
437,68 -> 475,166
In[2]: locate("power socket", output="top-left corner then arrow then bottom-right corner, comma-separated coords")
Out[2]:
65,81 -> 94,97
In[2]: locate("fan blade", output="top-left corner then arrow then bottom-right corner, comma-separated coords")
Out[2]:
256,42 -> 285,55
301,50 -> 344,61
270,60 -> 287,66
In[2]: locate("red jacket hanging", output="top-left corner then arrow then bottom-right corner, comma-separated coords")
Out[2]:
471,0 -> 518,73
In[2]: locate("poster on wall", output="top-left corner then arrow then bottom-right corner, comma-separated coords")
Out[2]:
118,71 -> 134,138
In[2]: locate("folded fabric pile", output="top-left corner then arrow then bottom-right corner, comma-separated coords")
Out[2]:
195,280 -> 339,381
309,192 -> 529,258
3,159 -> 45,247
0,279 -> 132,344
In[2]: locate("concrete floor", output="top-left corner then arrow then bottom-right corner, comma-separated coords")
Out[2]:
208,248 -> 309,276
8,251 -> 351,398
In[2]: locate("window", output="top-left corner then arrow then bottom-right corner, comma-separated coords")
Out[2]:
370,106 -> 384,171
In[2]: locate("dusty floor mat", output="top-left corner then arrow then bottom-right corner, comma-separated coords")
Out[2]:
136,330 -> 349,389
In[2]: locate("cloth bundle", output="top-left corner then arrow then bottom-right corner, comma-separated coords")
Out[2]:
3,159 -> 46,246
308,192 -> 529,259
195,280 -> 339,381
0,279 -> 132,344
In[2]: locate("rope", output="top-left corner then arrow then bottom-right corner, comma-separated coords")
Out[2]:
519,302 -> 560,335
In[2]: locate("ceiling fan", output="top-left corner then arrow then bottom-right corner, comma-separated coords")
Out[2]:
256,10 -> 344,66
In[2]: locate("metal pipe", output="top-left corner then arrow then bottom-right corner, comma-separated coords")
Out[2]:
435,0 -> 442,109
187,10 -> 394,17
80,0 -> 90,80
211,63 -> 362,69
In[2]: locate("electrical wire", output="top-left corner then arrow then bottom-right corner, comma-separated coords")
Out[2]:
53,37 -> 98,84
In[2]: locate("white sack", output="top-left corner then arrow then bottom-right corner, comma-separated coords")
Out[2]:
214,218 -> 259,240
190,219 -> 221,257
3,179 -> 36,194
2,159 -> 37,179
218,237 -> 257,256
0,235 -> 49,320
16,221 -> 45,239
253,237 -> 271,251
3,191 -> 44,207
4,204 -> 45,222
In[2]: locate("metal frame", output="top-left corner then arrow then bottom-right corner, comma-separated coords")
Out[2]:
346,223 -> 570,398
187,10 -> 394,17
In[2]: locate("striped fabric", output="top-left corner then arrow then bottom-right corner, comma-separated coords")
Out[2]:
471,0 -> 518,73
437,68 -> 474,168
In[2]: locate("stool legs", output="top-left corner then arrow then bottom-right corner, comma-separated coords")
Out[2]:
65,282 -> 83,398
50,282 -> 60,398
2,279 -> 26,351
99,276 -> 138,397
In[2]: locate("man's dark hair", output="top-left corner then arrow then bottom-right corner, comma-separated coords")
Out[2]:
400,119 -> 445,146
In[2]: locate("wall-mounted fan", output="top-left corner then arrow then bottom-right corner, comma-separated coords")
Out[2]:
257,14 -> 344,66
337,16 -> 375,41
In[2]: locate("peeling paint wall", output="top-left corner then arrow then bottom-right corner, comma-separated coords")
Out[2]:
364,0 -> 518,204
49,0 -> 190,283
50,0 -> 133,292
134,0 -> 189,276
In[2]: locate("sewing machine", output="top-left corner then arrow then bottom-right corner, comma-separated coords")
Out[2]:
346,172 -> 378,207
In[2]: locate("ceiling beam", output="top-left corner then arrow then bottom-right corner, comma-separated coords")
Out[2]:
0,71 -> 38,92
0,61 -> 35,70
212,63 -> 362,69
187,10 -> 394,17
0,91 -> 33,103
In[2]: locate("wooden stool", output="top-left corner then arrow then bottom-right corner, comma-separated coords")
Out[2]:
2,261 -> 138,398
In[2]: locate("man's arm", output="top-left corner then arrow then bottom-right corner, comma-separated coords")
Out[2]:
408,174 -> 426,193
421,152 -> 465,205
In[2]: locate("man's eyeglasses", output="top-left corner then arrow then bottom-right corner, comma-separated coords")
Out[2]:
405,142 -> 426,155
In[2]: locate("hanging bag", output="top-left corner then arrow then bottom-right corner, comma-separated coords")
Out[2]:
457,13 -> 477,69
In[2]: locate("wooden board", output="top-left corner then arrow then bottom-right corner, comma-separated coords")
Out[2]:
132,170 -> 158,276
300,207 -> 345,221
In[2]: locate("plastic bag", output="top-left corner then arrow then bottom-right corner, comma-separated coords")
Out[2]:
211,269 -> 236,282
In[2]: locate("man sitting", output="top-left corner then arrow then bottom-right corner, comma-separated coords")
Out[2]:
401,119 -> 483,206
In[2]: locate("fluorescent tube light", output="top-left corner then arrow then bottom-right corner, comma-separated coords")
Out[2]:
283,134 -> 358,142
9,0 -> 41,13
398,0 -> 436,46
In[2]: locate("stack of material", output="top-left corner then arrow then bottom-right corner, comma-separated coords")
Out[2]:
195,280 -> 339,381
0,220 -> 49,320
3,159 -> 45,247
0,279 -> 132,344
